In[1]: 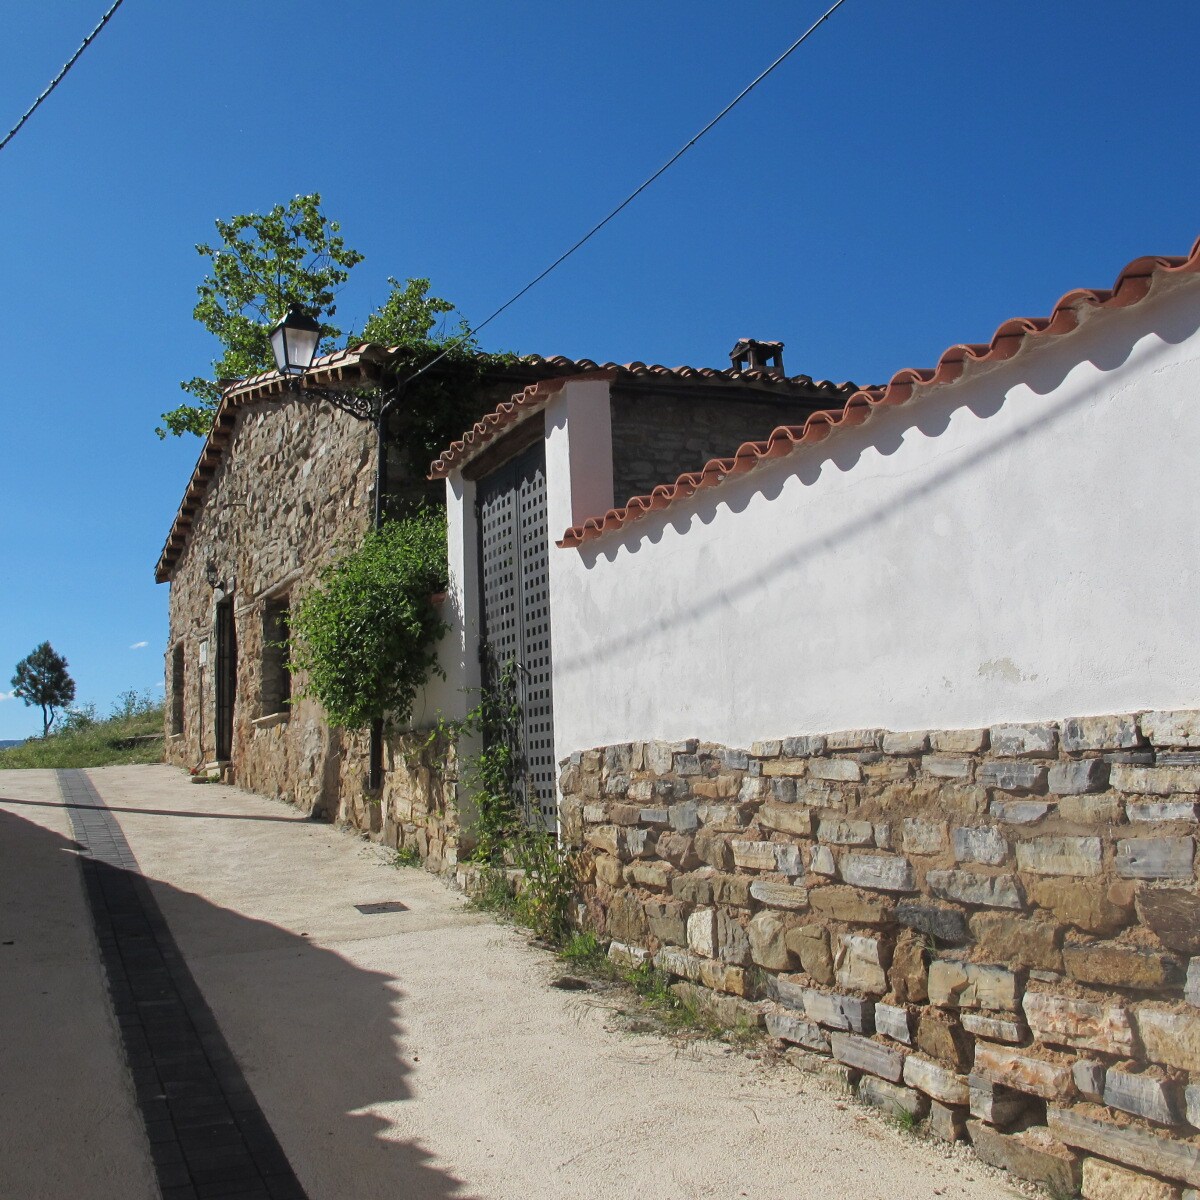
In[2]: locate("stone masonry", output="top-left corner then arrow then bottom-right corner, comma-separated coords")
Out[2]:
560,710 -> 1200,1196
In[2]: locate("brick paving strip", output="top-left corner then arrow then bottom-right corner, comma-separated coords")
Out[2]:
57,769 -> 307,1200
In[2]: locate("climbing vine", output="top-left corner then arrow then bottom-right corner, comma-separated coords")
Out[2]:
289,510 -> 449,730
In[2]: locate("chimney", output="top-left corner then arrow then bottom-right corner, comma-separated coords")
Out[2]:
729,338 -> 785,378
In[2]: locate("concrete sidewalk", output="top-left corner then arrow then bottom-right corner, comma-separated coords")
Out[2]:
0,765 -> 1022,1199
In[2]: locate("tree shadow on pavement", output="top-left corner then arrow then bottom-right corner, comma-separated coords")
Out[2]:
0,806 -> 474,1200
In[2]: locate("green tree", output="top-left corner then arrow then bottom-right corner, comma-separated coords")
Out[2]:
12,642 -> 77,736
160,192 -> 364,438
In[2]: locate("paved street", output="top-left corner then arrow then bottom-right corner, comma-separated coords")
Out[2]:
0,765 -> 1021,1200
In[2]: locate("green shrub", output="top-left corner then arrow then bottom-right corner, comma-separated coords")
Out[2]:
290,510 -> 449,730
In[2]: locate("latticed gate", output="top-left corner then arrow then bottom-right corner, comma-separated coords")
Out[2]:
477,443 -> 557,830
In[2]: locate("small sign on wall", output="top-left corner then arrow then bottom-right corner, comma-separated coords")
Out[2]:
199,639 -> 208,667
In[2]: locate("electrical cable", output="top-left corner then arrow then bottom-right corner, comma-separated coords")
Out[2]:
0,0 -> 128,154
398,0 -> 850,388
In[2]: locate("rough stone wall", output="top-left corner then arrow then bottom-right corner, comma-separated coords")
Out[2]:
163,395 -> 458,861
608,389 -> 827,506
560,710 -> 1200,1196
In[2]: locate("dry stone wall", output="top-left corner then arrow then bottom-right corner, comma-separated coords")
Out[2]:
560,710 -> 1200,1197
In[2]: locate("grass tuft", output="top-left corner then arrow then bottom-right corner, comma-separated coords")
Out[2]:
0,702 -> 165,769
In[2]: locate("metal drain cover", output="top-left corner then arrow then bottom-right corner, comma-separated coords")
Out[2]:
354,901 -> 408,915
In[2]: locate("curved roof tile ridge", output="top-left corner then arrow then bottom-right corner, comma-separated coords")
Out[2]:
558,235 -> 1200,549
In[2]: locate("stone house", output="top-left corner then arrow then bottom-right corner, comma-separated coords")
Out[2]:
428,235 -> 1200,1192
156,338 -> 854,863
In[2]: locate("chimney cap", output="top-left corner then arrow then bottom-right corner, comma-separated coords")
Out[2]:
729,338 -> 785,377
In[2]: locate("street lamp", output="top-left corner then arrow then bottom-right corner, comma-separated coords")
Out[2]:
268,304 -> 404,790
268,304 -> 322,376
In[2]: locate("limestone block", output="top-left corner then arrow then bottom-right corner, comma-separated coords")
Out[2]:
922,755 -> 973,780
809,885 -> 894,924
748,911 -> 792,970
895,900 -> 971,945
718,748 -> 750,771
739,777 -> 772,803
785,925 -> 835,987
1073,1059 -> 1106,1101
607,890 -> 650,943
1048,1105 -> 1200,1188
826,729 -> 882,751
889,931 -> 929,1005
968,1075 -> 1032,1126
1059,793 -> 1123,823
654,832 -> 699,870
793,985 -> 873,1033
927,1101 -> 966,1142
1062,714 -> 1141,752
693,827 -> 732,870
969,910 -> 1063,972
840,853 -> 916,893
989,723 -> 1058,758
594,854 -> 624,887
1136,1006 -> 1200,1073
1016,835 -> 1103,877
607,940 -> 651,969
670,981 -> 762,1029
835,933 -> 891,995
902,818 -> 949,855
731,839 -> 802,876
1023,991 -> 1134,1055
903,1055 -> 969,1105
668,801 -> 699,832
978,761 -> 1048,792
639,805 -> 671,826
582,802 -> 608,824
1128,800 -> 1200,822
609,802 -> 643,826
1188,960 -> 1200,1008
857,1075 -> 929,1119
807,757 -> 861,784
1142,710 -> 1200,749
585,824 -> 624,859
972,1042 -> 1076,1101
817,816 -> 874,845
1115,837 -> 1195,880
917,1011 -> 973,1071
967,1122 -> 1081,1195
645,899 -> 688,946
809,845 -> 837,876
1063,943 -> 1182,990
1025,876 -> 1132,936
711,874 -> 753,906
990,799 -> 1053,824
873,822 -> 894,849
687,908 -> 718,958
874,1002 -> 912,1044
1187,1083 -> 1200,1130
625,860 -> 675,890
882,730 -> 929,755
931,728 -> 989,753
927,869 -> 1024,910
765,1007 -> 830,1052
716,910 -> 752,966
1082,1158 -> 1181,1200
781,735 -> 826,758
831,1032 -> 906,1082
1048,759 -> 1110,795
748,879 -> 809,910
1113,765 -> 1200,795
961,1012 -> 1027,1044
952,825 -> 1008,865
1104,1067 -> 1182,1125
758,803 -> 814,837
751,739 -> 781,758
928,959 -> 1019,1011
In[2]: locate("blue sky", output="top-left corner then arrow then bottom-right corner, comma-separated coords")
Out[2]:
1,1 -> 1196,740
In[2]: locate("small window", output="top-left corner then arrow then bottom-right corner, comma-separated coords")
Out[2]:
170,643 -> 185,735
261,600 -> 291,716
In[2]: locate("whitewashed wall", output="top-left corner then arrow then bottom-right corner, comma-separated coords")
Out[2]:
542,274 -> 1200,763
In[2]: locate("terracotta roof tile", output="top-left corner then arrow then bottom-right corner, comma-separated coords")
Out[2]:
557,236 -> 1200,549
428,360 -> 859,479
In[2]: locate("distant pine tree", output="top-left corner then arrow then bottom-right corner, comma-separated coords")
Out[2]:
12,642 -> 76,737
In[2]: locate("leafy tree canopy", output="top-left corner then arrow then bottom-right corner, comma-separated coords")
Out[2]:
159,192 -> 363,438
12,642 -> 77,737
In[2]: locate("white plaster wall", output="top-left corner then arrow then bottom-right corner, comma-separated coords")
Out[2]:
549,274 -> 1200,761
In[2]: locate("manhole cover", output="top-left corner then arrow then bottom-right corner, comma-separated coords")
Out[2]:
354,901 -> 408,915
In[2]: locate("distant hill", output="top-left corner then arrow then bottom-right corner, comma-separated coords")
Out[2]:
0,739 -> 25,750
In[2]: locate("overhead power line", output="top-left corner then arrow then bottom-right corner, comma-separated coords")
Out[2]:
401,0 -> 850,388
0,0 -> 128,154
